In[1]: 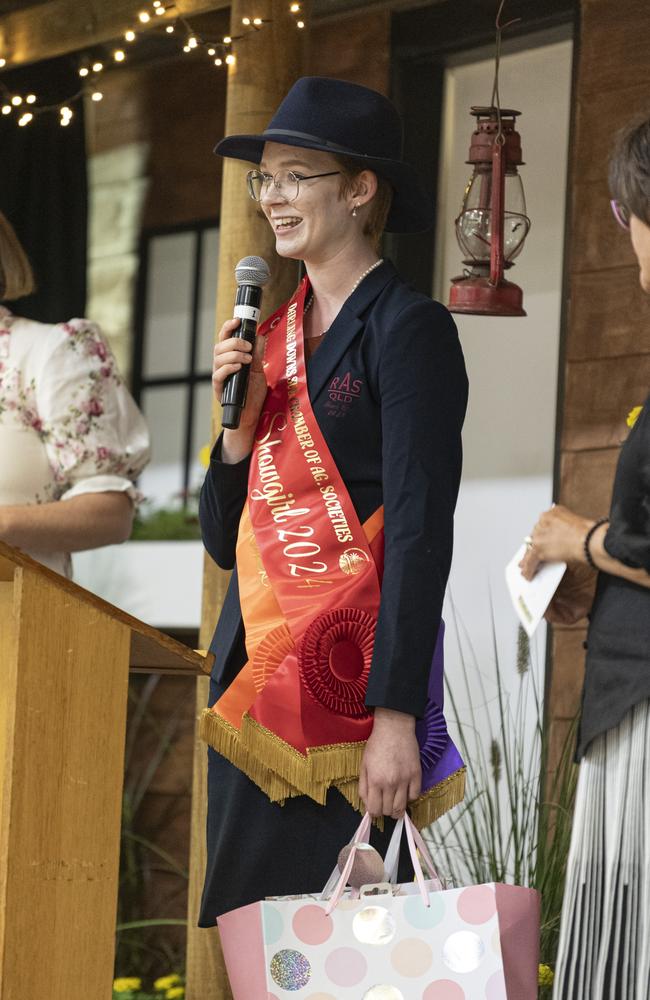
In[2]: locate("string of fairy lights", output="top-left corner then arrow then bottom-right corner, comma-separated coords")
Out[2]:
0,0 -> 305,128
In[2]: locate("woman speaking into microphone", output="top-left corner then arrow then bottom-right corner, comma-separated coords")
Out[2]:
198,77 -> 469,926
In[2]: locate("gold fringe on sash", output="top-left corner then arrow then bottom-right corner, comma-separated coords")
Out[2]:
200,710 -> 297,804
200,706 -> 466,829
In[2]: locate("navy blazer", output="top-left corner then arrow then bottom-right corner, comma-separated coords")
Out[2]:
199,260 -> 468,718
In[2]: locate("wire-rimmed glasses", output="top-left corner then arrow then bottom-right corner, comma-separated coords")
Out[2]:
246,168 -> 341,203
610,199 -> 630,231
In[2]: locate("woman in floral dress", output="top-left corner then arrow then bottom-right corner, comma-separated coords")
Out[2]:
0,211 -> 150,575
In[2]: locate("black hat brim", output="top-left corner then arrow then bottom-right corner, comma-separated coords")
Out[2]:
215,133 -> 434,235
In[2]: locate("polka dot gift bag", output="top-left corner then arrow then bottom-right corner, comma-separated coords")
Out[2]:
218,813 -> 540,999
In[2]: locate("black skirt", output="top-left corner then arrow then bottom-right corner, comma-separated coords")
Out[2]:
199,680 -> 413,925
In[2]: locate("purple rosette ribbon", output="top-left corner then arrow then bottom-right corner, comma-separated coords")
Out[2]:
416,700 -> 449,770
417,621 -> 465,791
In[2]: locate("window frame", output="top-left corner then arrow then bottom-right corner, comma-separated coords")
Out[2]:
132,217 -> 219,504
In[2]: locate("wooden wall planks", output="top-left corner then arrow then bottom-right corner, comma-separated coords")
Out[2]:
567,269 -> 650,361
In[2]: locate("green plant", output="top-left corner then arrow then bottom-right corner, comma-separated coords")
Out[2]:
426,607 -> 577,976
131,502 -> 201,541
115,676 -> 194,981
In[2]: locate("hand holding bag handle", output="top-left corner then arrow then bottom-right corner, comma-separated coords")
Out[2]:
324,813 -> 443,914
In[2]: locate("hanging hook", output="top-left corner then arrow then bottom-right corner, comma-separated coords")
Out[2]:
495,0 -> 520,34
490,0 -> 521,139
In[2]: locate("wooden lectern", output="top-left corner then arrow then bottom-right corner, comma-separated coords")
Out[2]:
0,540 -> 212,1000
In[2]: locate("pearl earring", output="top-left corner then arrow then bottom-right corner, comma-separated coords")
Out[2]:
352,204 -> 359,217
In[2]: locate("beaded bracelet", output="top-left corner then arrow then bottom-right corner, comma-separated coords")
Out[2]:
584,517 -> 609,570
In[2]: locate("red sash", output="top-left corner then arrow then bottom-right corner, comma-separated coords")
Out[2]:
200,277 -> 465,825
200,277 -> 388,804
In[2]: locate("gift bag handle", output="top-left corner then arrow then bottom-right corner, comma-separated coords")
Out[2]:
323,812 -> 441,914
320,811 -> 372,903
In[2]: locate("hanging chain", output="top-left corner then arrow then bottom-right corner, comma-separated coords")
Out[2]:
490,0 -> 520,145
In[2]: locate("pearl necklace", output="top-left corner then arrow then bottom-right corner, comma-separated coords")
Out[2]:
304,258 -> 384,323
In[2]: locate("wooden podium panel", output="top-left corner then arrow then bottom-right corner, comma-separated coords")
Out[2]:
0,543 -> 211,999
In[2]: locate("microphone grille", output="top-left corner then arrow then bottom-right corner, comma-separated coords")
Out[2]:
235,256 -> 271,287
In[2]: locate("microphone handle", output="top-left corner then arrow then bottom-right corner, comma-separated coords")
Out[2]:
221,284 -> 263,430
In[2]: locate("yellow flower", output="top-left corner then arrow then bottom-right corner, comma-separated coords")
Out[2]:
113,978 -> 142,994
199,443 -> 211,469
165,989 -> 185,1000
627,405 -> 643,429
154,974 -> 182,991
538,964 -> 554,987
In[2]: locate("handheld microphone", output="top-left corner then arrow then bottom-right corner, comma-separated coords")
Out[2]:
221,255 -> 271,430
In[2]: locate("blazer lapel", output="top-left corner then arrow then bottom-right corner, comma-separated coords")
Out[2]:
307,260 -> 397,403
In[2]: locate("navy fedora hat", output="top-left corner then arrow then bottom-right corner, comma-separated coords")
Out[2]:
215,76 -> 434,234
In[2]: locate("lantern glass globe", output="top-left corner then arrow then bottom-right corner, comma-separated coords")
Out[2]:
455,170 -> 529,264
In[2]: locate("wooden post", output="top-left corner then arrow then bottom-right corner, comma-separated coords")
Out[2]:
186,4 -> 306,997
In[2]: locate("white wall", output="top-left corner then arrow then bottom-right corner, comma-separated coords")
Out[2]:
435,37 -> 573,856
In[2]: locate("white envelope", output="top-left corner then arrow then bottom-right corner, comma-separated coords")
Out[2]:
505,544 -> 567,637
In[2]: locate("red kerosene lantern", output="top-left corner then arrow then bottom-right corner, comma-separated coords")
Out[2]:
448,106 -> 530,317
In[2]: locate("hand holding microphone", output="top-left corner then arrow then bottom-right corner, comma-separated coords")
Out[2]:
213,256 -> 271,432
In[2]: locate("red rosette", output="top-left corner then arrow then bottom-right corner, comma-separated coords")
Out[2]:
251,624 -> 295,693
298,608 -> 376,718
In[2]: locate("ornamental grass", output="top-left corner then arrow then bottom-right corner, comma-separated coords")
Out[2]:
426,608 -> 578,988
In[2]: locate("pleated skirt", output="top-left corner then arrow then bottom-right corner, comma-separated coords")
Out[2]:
554,699 -> 650,999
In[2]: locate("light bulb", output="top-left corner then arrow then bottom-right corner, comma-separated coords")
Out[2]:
125,30 -> 136,42
297,19 -> 305,27
26,94 -> 36,104
188,36 -> 198,48
60,106 -> 72,117
214,57 -> 223,66
18,113 -> 33,126
92,61 -> 103,72
1,105 -> 11,115
242,17 -> 251,25
223,35 -> 232,43
208,47 -> 216,55
114,49 -> 126,61
11,95 -> 22,106
79,66 -> 89,77
91,91 -> 103,102
165,24 -> 174,32
155,5 -> 165,13
153,0 -> 162,6
183,45 -> 191,52
0,58 -> 6,68
253,17 -> 262,25
225,53 -> 236,65
138,11 -> 150,23
290,2 -> 300,10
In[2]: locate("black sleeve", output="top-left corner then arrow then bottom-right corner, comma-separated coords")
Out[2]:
603,403 -> 650,574
365,299 -> 468,717
199,433 -> 251,570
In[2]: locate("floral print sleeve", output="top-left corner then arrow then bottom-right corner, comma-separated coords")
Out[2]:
33,319 -> 150,501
